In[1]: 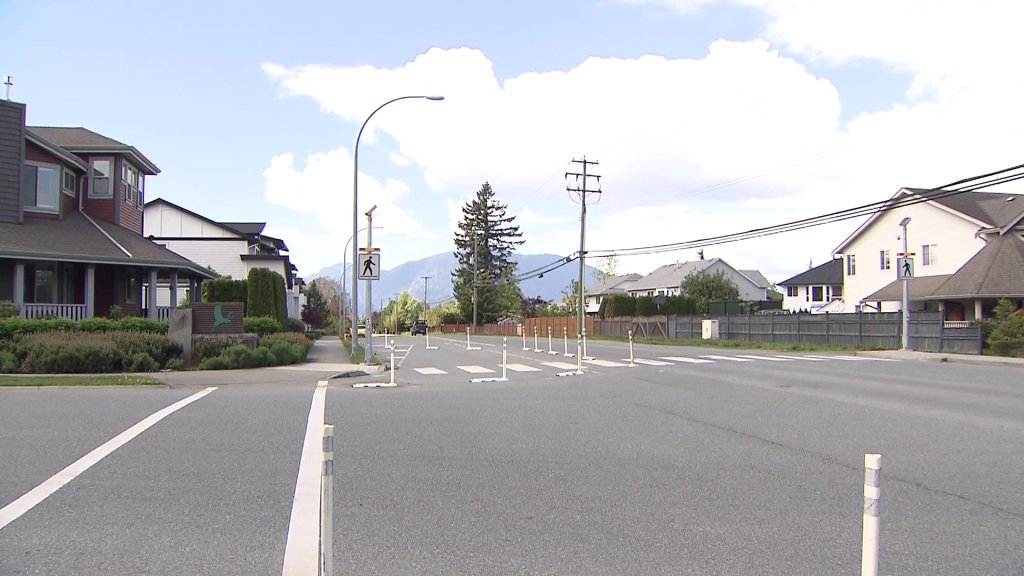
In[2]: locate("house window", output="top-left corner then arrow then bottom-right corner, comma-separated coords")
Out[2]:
89,158 -> 113,197
923,244 -> 938,266
21,263 -> 57,303
136,173 -> 144,207
812,286 -> 823,302
847,255 -> 856,276
786,286 -> 798,297
22,162 -> 60,211
125,270 -> 138,304
834,285 -> 843,298
880,249 -> 890,270
62,169 -> 77,197
123,162 -> 140,205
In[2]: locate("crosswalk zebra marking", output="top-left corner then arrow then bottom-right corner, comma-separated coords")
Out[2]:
699,355 -> 752,362
620,358 -> 674,366
505,363 -> 542,372
457,365 -> 494,374
734,355 -> 791,362
773,355 -> 826,361
584,359 -> 628,367
543,361 -> 579,370
414,367 -> 447,375
659,357 -> 714,364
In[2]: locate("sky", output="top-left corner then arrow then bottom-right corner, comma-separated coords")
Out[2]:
3,0 -> 1022,287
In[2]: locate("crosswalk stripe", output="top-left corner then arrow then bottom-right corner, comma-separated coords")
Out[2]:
621,358 -> 674,366
834,355 -> 898,362
659,356 -> 714,364
734,355 -> 791,362
584,359 -> 628,367
457,365 -> 494,373
699,355 -> 752,362
505,363 -> 542,372
414,367 -> 447,375
806,355 -> 862,361
543,361 -> 579,370
773,355 -> 826,361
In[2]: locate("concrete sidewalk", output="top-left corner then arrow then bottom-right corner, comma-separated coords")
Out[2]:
857,349 -> 1024,368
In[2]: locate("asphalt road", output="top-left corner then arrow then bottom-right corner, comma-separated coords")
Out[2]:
1,334 -> 1022,574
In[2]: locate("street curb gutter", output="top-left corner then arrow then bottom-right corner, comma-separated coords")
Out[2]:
328,364 -> 387,379
855,350 -> 1024,368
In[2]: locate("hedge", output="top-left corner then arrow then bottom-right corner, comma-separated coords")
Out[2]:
247,268 -> 286,321
12,331 -> 182,374
243,316 -> 282,336
602,294 -> 700,318
196,332 -> 312,370
0,317 -> 168,340
203,277 -> 248,313
274,277 -> 288,325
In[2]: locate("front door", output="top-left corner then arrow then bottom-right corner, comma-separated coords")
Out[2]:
945,301 -> 965,322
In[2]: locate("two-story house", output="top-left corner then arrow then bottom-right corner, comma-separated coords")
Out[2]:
0,99 -> 215,320
833,187 -> 1024,320
626,258 -> 772,301
778,259 -> 844,313
143,198 -> 305,319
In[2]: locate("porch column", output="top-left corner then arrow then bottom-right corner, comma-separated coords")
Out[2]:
13,261 -> 25,305
975,300 -> 984,321
169,272 -> 178,309
195,279 -> 203,303
85,265 -> 95,318
147,269 -> 159,319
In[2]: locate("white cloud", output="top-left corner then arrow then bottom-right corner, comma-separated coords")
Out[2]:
517,207 -> 573,225
262,4 -> 1024,281
389,152 -> 410,167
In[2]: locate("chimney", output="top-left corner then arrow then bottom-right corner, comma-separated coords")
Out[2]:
3,76 -> 11,101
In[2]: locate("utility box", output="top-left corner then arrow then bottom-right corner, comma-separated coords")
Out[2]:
702,319 -> 720,340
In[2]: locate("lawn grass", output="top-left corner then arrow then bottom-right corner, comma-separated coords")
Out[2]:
590,334 -> 892,353
0,374 -> 163,387
339,335 -> 378,364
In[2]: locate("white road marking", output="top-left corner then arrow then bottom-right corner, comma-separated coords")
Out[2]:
806,355 -> 863,361
734,355 -> 791,362
837,355 -> 899,362
282,382 -> 328,576
0,387 -> 217,532
584,359 -> 628,367
660,356 -> 714,364
505,363 -> 542,372
414,367 -> 448,375
699,355 -> 753,362
773,355 -> 826,361
457,365 -> 494,374
543,361 -> 579,370
620,358 -> 673,366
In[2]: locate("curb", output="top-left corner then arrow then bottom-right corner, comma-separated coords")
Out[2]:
328,364 -> 386,379
856,351 -> 1024,368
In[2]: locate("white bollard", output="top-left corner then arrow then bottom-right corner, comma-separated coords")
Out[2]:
522,327 -> 529,351
502,337 -> 508,380
576,334 -> 583,374
390,347 -> 396,386
582,329 -> 594,360
628,329 -> 636,367
548,327 -> 558,355
321,424 -> 335,576
862,454 -> 881,576
534,326 -> 540,352
425,327 -> 438,350
563,327 -> 575,358
466,327 -> 480,351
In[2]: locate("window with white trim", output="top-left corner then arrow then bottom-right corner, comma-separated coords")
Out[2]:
123,162 -> 140,205
847,254 -> 856,276
922,244 -> 938,266
89,158 -> 112,198
812,286 -> 824,302
136,172 -> 144,208
22,161 -> 59,211
125,269 -> 138,304
786,286 -> 798,297
62,168 -> 76,197
880,249 -> 890,270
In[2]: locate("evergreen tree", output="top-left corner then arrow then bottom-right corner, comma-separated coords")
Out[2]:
452,182 -> 525,325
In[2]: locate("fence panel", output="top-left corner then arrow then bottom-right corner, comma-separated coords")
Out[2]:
525,316 -> 593,338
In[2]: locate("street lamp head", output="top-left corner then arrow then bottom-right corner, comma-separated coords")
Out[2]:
365,205 -> 378,217
424,95 -> 445,101
899,217 -> 911,227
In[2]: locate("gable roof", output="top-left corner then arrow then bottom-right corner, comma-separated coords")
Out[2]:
929,233 -> 1024,299
628,259 -> 717,292
146,198 -> 245,238
24,131 -> 89,172
779,259 -> 844,286
862,274 -> 954,302
146,198 -> 288,252
220,222 -> 267,235
27,126 -> 161,175
834,188 -> 1024,254
739,269 -> 770,288
586,273 -> 642,296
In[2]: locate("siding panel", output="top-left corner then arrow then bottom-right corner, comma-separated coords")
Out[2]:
0,101 -> 26,223
158,239 -> 247,279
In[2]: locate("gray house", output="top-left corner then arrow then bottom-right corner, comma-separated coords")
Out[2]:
626,258 -> 771,301
585,273 -> 642,314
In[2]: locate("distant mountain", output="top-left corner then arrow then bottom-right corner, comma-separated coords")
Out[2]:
310,252 -> 597,309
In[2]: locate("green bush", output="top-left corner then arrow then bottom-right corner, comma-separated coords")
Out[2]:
274,277 -> 288,325
0,316 -> 166,340
192,339 -> 235,361
0,350 -> 17,373
606,295 -> 636,317
165,358 -> 185,371
252,346 -> 277,367
0,300 -> 20,319
247,268 -> 280,320
203,277 -> 248,314
261,331 -> 313,353
284,317 -> 305,333
265,340 -> 303,365
109,332 -> 181,366
13,331 -> 181,373
305,330 -> 324,341
108,305 -> 124,320
125,352 -> 158,373
244,316 -> 282,336
635,296 -> 658,317
114,317 -> 168,334
77,318 -> 115,332
0,317 -> 77,339
198,356 -> 232,370
987,299 -> 1024,357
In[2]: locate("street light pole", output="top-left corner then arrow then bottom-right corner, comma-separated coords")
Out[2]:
900,217 -> 911,350
365,205 -> 377,364
341,226 -> 382,340
351,94 -> 443,362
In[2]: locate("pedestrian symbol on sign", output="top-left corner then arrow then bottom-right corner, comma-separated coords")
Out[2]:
896,257 -> 914,280
357,251 -> 380,280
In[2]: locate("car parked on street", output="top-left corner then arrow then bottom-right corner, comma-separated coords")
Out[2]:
411,320 -> 428,335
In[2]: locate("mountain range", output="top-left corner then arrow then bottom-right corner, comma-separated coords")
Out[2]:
310,252 -> 596,309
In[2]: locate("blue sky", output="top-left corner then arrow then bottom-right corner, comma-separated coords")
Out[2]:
3,0 -> 1021,284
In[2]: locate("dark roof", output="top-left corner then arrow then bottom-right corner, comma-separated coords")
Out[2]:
220,222 -> 266,235
24,131 -> 89,171
930,234 -> 1024,299
0,211 -> 216,278
739,269 -> 770,288
26,126 -> 160,175
586,273 -> 642,296
862,274 -> 954,302
257,233 -> 288,252
779,259 -> 843,286
905,188 -> 1024,228
630,260 -> 717,292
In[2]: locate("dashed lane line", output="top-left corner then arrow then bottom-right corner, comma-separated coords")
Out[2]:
660,357 -> 714,364
734,355 -> 791,362
699,355 -> 753,362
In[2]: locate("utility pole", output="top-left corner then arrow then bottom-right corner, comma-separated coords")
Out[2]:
566,157 -> 602,337
472,234 -> 479,332
421,276 -> 431,319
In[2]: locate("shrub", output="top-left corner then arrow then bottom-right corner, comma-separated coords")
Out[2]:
252,346 -> 277,367
606,295 -> 636,317
987,299 -> 1024,357
125,352 -> 158,373
274,277 -> 288,325
0,351 -> 17,373
0,300 -> 20,319
261,331 -> 313,353
247,268 -> 279,319
165,358 -> 185,371
0,317 -> 77,340
192,339 -> 235,361
203,277 -> 248,313
108,305 -> 124,320
244,316 -> 282,336
265,340 -> 303,365
77,318 -> 115,332
305,330 -> 324,341
198,356 -> 232,370
18,332 -> 123,373
114,317 -> 168,334
109,332 -> 182,367
284,317 -> 305,333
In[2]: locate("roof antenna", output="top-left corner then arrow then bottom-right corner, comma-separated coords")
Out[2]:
3,76 -> 11,101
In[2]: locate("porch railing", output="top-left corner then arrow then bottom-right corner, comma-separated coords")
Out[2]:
943,321 -> 972,328
142,307 -> 175,321
20,303 -> 89,321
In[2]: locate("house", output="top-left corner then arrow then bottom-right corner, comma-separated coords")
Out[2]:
143,198 -> 305,319
0,99 -> 216,320
833,187 -> 1024,320
778,259 -> 844,313
626,258 -> 771,301
585,273 -> 641,314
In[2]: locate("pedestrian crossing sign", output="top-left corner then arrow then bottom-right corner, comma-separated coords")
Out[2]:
897,257 -> 914,280
358,251 -> 380,280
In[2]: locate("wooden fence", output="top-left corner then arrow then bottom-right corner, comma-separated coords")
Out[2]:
523,316 -> 594,338
439,323 -> 520,335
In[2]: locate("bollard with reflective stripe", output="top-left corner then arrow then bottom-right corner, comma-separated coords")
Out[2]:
862,453 -> 881,576
502,338 -> 508,380
389,348 -> 396,386
522,327 -> 529,351
576,334 -> 583,374
628,329 -> 636,367
534,326 -> 540,352
321,425 -> 335,576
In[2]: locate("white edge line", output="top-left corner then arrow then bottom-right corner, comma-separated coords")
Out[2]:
0,386 -> 217,532
281,381 -> 328,576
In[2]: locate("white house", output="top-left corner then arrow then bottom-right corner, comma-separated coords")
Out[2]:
585,273 -> 641,314
627,258 -> 771,301
833,188 -> 1024,320
143,198 -> 305,319
778,259 -> 844,313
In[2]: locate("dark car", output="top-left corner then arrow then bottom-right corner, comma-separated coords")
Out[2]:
411,320 -> 428,335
